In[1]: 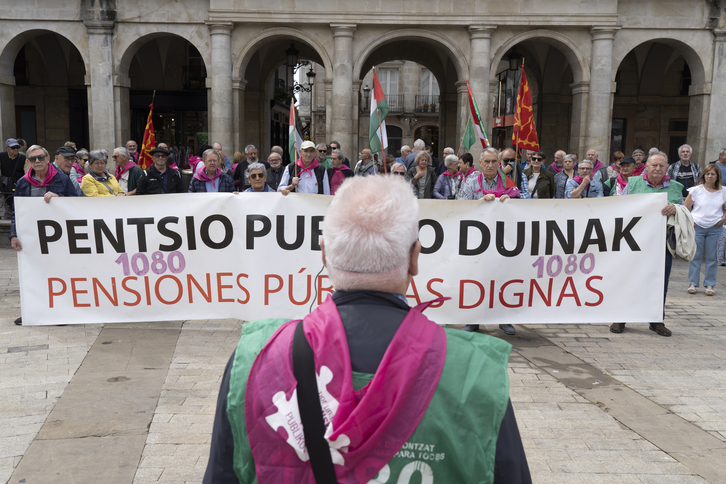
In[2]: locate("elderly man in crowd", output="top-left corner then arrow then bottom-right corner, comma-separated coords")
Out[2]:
329,140 -> 350,167
396,145 -> 411,166
278,140 -> 330,194
188,149 -> 235,193
1,138 -> 26,217
500,147 -> 526,193
10,144 -> 77,325
548,150 -> 566,174
232,145 -> 270,191
433,154 -> 462,199
126,140 -> 139,163
211,142 -> 232,172
315,143 -> 331,169
585,148 -> 608,182
610,151 -> 682,337
666,143 -> 701,198
565,160 -> 603,198
136,146 -> 184,194
327,148 -> 353,195
710,148 -> 726,181
603,156 -> 635,196
354,148 -> 378,177
202,175 -> 531,484
460,147 -> 528,336
112,147 -> 143,195
265,151 -> 285,191
632,149 -> 646,176
52,146 -> 76,177
404,138 -> 426,170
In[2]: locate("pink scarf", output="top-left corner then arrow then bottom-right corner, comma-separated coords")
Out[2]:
296,158 -> 320,177
616,173 -> 629,191
115,160 -> 137,179
643,170 -> 670,188
72,162 -> 86,185
23,163 -> 58,187
193,168 -> 222,182
442,170 -> 462,180
573,175 -> 586,185
463,166 -> 477,179
633,163 -> 645,176
592,159 -> 604,172
245,296 -> 446,484
550,164 -> 562,173
474,170 -> 520,198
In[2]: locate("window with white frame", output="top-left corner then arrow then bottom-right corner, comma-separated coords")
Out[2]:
377,68 -> 399,96
420,69 -> 440,97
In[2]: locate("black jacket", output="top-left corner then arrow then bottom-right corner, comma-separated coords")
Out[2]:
136,165 -> 185,194
523,167 -> 556,199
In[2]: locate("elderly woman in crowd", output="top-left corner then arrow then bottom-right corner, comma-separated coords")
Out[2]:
554,154 -> 577,199
685,164 -> 726,296
433,154 -> 462,199
565,159 -> 603,198
406,151 -> 436,199
231,151 -> 245,173
523,151 -> 555,199
390,162 -> 407,177
81,150 -> 124,197
188,148 -> 235,193
608,151 -> 625,179
244,162 -> 275,192
69,149 -> 89,195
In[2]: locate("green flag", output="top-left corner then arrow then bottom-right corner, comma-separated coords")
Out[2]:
462,118 -> 476,152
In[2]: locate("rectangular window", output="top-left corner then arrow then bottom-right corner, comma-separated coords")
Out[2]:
378,68 -> 399,96
420,69 -> 440,97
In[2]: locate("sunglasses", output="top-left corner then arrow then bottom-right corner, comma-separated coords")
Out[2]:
249,173 -> 265,179
532,157 -> 543,161
9,146 -> 19,149
318,150 -> 327,153
393,171 -> 406,176
501,158 -> 516,163
28,154 -> 47,162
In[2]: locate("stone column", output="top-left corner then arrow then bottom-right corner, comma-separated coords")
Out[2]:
324,79 -> 333,141
232,78 -> 246,154
569,81 -> 589,157
0,74 -> 16,141
455,80 -> 470,156
84,20 -> 116,153
208,22 -> 234,152
705,28 -> 726,164
113,75 -> 131,150
585,27 -> 619,160
330,23 -> 356,154
469,26 -> 496,141
688,83 -> 711,166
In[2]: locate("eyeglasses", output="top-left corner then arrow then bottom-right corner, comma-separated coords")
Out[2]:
393,171 -> 406,176
532,157 -> 543,161
91,161 -> 106,166
502,158 -> 516,163
318,150 -> 327,153
153,154 -> 167,159
249,173 -> 266,179
9,146 -> 19,150
82,158 -> 89,162
579,167 -> 592,171
28,154 -> 47,162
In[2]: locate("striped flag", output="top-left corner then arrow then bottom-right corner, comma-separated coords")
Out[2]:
288,102 -> 303,164
369,69 -> 389,155
461,118 -> 477,152
466,81 -> 489,149
138,103 -> 155,170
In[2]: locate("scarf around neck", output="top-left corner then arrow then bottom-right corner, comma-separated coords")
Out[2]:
115,160 -> 137,179
643,170 -> 670,188
24,163 -> 57,187
72,162 -> 86,184
474,169 -> 520,198
550,164 -> 563,173
297,158 -> 320,176
194,168 -> 222,182
616,172 -> 629,190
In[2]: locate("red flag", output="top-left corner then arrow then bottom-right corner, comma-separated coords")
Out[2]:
138,104 -> 156,170
466,81 -> 489,149
512,65 -> 540,152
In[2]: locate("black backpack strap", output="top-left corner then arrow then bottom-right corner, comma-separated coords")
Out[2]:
315,165 -> 325,194
292,321 -> 339,484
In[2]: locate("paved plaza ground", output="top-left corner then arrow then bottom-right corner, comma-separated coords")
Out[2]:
2,246 -> 726,483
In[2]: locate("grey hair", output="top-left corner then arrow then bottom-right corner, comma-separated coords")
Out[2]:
579,159 -> 593,168
632,149 -> 645,156
480,147 -> 499,159
331,149 -> 346,160
76,149 -> 89,159
245,162 -> 267,180
391,162 -> 406,172
719,148 -> 726,157
401,145 -> 411,153
444,154 -> 459,167
649,151 -> 669,164
270,146 -> 283,155
443,147 -> 455,155
413,139 -> 425,151
244,144 -> 257,154
114,147 -> 129,159
563,154 -> 576,164
678,144 -> 692,154
203,149 -> 222,162
316,143 -> 327,151
648,147 -> 659,155
413,151 -> 431,165
27,145 -> 49,158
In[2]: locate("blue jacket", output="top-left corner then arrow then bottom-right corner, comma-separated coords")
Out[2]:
188,173 -> 236,193
10,170 -> 77,239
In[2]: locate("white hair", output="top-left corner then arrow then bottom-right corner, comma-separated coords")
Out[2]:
678,144 -> 692,153
244,144 -> 257,154
648,147 -> 659,155
444,154 -> 459,167
245,162 -> 266,179
413,139 -> 425,151
480,147 -> 499,160
401,145 -> 411,152
324,176 -> 419,291
27,145 -> 49,158
203,149 -> 222,162
648,151 -> 669,164
443,147 -> 455,155
579,159 -> 593,168
114,147 -> 129,159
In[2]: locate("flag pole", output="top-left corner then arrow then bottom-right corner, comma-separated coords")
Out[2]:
294,104 -> 299,178
376,104 -> 387,173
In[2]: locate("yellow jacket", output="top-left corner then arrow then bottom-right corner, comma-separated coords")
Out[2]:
81,173 -> 122,197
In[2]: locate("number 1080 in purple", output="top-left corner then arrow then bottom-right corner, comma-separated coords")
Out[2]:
532,254 -> 595,278
114,251 -> 186,276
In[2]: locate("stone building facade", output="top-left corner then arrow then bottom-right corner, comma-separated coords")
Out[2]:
1,0 -> 725,168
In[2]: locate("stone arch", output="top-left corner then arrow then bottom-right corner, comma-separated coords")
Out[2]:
234,27 -> 333,81
0,27 -> 88,78
489,29 -> 590,85
116,28 -> 211,78
352,29 -> 468,82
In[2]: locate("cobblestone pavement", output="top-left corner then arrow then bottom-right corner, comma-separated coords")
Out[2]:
2,246 -> 725,483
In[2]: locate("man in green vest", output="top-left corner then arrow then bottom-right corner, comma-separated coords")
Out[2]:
610,151 -> 682,337
203,176 -> 531,484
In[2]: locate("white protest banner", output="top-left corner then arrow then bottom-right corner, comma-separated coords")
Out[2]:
15,192 -> 666,325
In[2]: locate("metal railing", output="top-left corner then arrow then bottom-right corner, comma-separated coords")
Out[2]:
414,95 -> 440,113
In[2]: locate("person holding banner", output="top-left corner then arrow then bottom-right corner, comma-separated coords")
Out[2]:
203,175 -> 531,484
81,150 -> 125,197
565,160 -> 603,198
610,151 -> 683,337
188,149 -> 235,193
459,147 -> 528,203
135,147 -> 185,195
242,163 -> 275,193
278,140 -> 330,195
433,154 -> 462,199
406,151 -> 436,199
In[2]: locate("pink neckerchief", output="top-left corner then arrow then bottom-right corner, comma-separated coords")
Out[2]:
616,172 -> 629,191
72,162 -> 86,184
573,175 -> 585,184
194,168 -> 222,182
115,160 -> 137,179
474,170 -> 520,198
592,159 -> 604,172
550,164 -> 563,173
463,166 -> 477,178
633,163 -> 645,176
332,165 -> 350,174
643,171 -> 670,188
23,163 -> 58,187
245,296 -> 446,484
297,158 -> 320,177
442,170 -> 461,179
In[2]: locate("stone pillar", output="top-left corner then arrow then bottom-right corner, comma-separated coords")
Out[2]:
688,83 -> 711,167
352,80 -> 361,157
585,27 -> 619,160
113,75 -> 131,151
455,80 -> 470,156
324,79 -> 333,142
232,78 -> 246,154
469,26 -> 496,140
330,23 -> 356,154
84,20 -> 116,153
0,74 -> 16,141
569,81 -> 589,157
208,22 -> 234,152
705,28 -> 726,164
